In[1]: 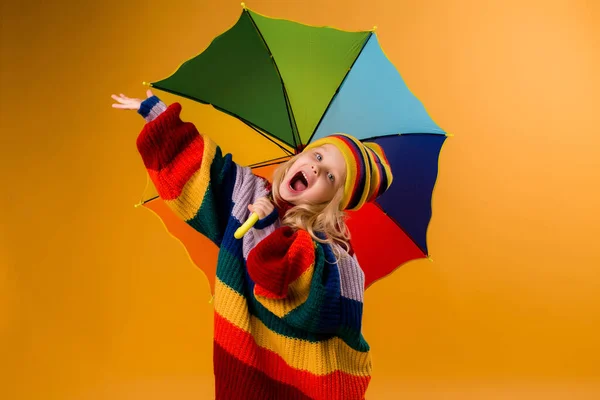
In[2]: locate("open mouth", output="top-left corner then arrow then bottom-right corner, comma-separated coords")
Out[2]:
289,170 -> 309,192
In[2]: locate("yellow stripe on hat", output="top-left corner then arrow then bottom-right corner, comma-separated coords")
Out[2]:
304,135 -> 359,210
364,146 -> 381,203
365,142 -> 393,198
331,134 -> 371,211
303,134 -> 393,211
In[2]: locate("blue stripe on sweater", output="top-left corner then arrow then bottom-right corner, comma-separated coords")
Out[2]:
314,263 -> 342,334
214,193 -> 368,350
219,248 -> 369,352
137,95 -> 160,118
340,297 -> 363,333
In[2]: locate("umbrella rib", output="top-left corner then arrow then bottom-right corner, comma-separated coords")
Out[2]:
209,104 -> 294,156
305,31 -> 374,145
370,201 -> 429,256
245,9 -> 302,151
143,195 -> 159,204
249,159 -> 291,169
282,81 -> 302,152
248,155 -> 292,168
139,155 -> 291,206
242,120 -> 295,156
149,85 -> 295,156
358,132 -> 449,142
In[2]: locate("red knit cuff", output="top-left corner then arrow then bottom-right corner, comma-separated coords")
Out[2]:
136,102 -> 198,170
247,227 -> 315,299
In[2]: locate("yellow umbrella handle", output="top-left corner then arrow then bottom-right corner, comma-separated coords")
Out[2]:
234,212 -> 260,239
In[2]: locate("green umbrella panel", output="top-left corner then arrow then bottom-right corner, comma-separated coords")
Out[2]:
149,7 -> 372,152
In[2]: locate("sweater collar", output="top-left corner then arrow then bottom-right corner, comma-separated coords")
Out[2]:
276,199 -> 295,219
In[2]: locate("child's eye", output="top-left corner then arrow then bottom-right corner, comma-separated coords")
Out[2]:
315,153 -> 322,161
327,172 -> 335,182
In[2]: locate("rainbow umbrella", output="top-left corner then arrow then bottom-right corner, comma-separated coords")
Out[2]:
139,4 -> 448,292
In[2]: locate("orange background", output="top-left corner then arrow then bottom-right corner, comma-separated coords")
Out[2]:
2,0 -> 600,399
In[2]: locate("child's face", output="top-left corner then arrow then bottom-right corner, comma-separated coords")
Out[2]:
279,144 -> 347,206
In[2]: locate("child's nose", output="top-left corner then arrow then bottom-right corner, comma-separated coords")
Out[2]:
311,165 -> 319,174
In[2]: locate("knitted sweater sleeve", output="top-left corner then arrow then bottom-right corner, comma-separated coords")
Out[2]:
136,96 -> 248,246
246,227 -> 345,334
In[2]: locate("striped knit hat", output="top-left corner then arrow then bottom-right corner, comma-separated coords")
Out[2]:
304,134 -> 393,211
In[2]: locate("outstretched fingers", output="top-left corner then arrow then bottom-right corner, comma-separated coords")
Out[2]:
110,93 -> 141,110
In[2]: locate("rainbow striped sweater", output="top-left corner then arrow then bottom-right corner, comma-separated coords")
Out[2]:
136,96 -> 372,400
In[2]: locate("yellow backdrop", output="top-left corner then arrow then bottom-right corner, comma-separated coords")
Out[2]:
2,0 -> 599,399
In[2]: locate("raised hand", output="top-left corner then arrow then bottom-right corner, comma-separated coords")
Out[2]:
111,89 -> 154,111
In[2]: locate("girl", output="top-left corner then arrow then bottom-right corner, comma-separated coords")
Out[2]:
111,90 -> 393,400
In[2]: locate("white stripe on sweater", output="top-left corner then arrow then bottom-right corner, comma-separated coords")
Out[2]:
333,245 -> 365,302
228,165 -> 279,260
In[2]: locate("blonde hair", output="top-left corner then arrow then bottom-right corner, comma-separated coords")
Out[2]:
271,155 -> 351,258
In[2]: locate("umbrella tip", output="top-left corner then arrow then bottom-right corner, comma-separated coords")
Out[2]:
427,255 -> 434,262
372,26 -> 377,31
241,2 -> 246,9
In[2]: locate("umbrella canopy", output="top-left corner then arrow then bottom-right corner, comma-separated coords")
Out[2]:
140,5 -> 448,293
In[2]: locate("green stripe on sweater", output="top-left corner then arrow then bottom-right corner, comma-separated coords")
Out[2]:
216,244 -> 369,352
